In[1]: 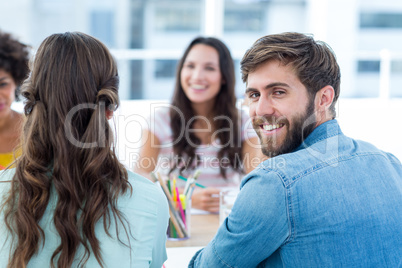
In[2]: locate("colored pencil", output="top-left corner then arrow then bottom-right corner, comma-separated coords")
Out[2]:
178,175 -> 206,188
152,172 -> 187,238
175,186 -> 186,227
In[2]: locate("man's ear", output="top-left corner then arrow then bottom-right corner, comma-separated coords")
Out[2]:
106,109 -> 114,120
315,85 -> 335,112
314,85 -> 335,123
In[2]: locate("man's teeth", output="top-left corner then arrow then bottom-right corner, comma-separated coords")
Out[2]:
263,124 -> 281,131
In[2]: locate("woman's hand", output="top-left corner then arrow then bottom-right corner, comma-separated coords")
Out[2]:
191,188 -> 220,213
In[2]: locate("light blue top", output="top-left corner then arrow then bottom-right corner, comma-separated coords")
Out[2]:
189,120 -> 402,267
0,169 -> 169,268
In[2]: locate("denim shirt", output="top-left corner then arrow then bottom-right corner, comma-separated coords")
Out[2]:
189,120 -> 402,268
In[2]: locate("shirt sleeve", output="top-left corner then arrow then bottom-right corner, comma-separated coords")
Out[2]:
0,169 -> 14,265
189,169 -> 289,267
150,186 -> 170,268
121,174 -> 170,268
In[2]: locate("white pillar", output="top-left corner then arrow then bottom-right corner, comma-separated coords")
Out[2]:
306,0 -> 359,99
379,49 -> 391,99
114,0 -> 131,100
204,0 -> 224,37
306,0 -> 329,41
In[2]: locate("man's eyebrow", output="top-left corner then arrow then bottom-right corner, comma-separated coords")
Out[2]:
245,87 -> 256,94
266,82 -> 290,89
245,82 -> 290,94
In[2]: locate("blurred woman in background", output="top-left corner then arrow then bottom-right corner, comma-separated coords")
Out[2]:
135,36 -> 264,212
0,32 -> 168,268
0,30 -> 30,170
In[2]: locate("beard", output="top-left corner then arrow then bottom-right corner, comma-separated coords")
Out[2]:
253,98 -> 316,157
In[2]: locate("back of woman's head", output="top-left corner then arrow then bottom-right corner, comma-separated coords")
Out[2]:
3,32 -> 129,268
23,31 -> 119,152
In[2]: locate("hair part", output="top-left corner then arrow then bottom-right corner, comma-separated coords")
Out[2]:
241,32 -> 341,117
2,32 -> 131,268
170,36 -> 242,177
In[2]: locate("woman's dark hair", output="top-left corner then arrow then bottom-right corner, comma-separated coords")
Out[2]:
1,32 -> 130,268
170,36 -> 242,178
0,30 -> 30,99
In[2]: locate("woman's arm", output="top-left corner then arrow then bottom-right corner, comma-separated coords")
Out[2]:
134,129 -> 161,181
191,188 -> 220,213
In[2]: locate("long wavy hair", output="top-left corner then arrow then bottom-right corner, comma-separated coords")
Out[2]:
1,32 -> 130,268
170,37 -> 242,178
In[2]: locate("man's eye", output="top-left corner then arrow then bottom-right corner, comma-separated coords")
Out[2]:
248,92 -> 260,98
274,90 -> 285,95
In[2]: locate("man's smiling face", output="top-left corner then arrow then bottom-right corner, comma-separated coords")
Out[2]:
246,60 -> 316,157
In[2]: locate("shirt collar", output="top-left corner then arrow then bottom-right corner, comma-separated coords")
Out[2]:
295,119 -> 342,152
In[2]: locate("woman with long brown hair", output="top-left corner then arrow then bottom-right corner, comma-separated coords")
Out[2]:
0,32 -> 169,268
135,37 -> 264,212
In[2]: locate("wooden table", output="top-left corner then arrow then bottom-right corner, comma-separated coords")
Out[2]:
166,214 -> 219,247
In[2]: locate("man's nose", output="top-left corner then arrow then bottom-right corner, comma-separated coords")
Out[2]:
255,97 -> 275,117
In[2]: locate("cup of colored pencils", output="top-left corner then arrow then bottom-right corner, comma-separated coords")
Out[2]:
152,172 -> 198,240
167,190 -> 191,240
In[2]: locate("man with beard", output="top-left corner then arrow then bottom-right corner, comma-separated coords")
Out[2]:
189,32 -> 402,267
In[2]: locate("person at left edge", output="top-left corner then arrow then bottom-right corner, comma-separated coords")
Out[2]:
0,30 -> 30,170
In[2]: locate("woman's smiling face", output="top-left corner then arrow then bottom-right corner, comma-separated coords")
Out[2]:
180,44 -> 223,105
